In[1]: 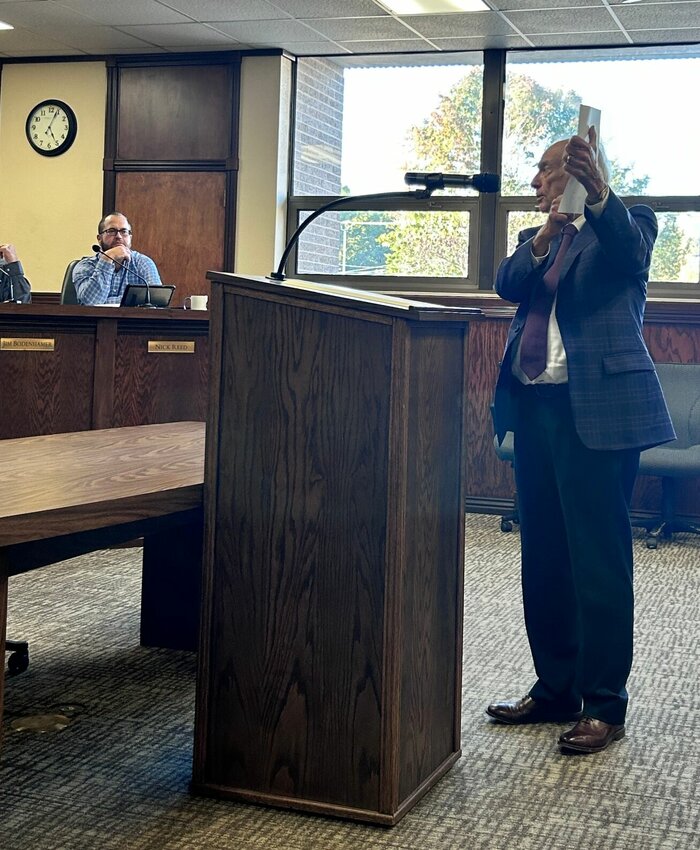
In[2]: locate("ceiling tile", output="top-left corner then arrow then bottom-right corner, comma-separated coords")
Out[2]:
336,38 -> 435,52
277,40 -> 350,54
615,1 -> 700,29
530,30 -> 638,46
57,26 -> 163,50
0,1 -> 96,30
402,12 -> 520,38
0,27 -> 79,52
164,0 -> 289,22
1,47 -> 85,57
494,0 -> 606,9
300,16 -> 414,40
55,0 -> 192,26
629,26 -> 700,41
212,18 -> 329,43
609,0 -> 696,4
267,0 -> 390,16
431,34 -> 530,49
504,7 -> 619,33
117,23 -> 242,48
0,0 -> 694,58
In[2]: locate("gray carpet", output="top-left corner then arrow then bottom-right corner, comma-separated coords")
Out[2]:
2,515 -> 699,850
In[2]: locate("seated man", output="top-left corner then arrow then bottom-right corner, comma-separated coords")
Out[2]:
0,242 -> 31,303
73,212 -> 162,305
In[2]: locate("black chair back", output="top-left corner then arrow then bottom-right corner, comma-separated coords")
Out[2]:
60,259 -> 82,305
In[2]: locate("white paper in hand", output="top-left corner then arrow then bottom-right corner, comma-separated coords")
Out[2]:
559,105 -> 601,215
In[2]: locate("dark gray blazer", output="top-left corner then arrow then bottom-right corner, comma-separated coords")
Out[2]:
493,190 -> 675,452
0,260 -> 31,304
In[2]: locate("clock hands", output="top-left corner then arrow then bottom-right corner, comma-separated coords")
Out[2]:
41,109 -> 62,145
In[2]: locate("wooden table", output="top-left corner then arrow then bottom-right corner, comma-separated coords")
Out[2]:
0,421 -> 206,731
0,303 -> 209,439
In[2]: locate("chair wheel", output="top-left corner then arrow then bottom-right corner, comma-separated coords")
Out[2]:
500,519 -> 513,532
646,537 -> 658,550
7,649 -> 29,676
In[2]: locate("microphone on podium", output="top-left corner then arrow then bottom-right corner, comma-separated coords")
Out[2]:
404,172 -> 500,193
269,170 -> 501,281
92,244 -> 155,307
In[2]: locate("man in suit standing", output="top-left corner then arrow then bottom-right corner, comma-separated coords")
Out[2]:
488,130 -> 674,753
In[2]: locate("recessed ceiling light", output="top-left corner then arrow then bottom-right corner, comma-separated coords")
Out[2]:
0,21 -> 14,31
381,0 -> 490,14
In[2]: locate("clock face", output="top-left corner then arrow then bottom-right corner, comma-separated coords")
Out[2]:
25,100 -> 77,157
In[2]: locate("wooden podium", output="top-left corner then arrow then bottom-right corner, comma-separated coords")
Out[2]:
193,273 -> 476,825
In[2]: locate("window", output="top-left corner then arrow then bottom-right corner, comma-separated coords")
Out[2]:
502,47 -> 700,291
290,55 -> 484,291
290,46 -> 699,296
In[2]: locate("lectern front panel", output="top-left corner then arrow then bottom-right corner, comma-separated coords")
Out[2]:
203,291 -> 393,810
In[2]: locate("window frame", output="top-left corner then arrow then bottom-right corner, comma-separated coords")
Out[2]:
288,48 -> 700,300
496,196 -> 700,297
285,193 -> 482,294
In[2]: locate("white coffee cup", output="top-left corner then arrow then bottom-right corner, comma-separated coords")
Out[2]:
184,295 -> 208,311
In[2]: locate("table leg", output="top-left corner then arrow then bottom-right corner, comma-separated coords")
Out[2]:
0,573 -> 7,739
140,514 -> 203,652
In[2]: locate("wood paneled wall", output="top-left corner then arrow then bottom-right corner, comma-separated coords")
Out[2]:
116,65 -> 233,161
103,56 -> 241,307
115,172 -> 226,303
457,297 -> 700,522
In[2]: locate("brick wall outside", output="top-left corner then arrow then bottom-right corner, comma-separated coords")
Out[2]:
294,58 -> 344,275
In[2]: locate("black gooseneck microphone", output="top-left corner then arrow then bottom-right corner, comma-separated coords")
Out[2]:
404,172 -> 500,193
92,244 -> 154,307
0,264 -> 17,303
269,171 -> 501,281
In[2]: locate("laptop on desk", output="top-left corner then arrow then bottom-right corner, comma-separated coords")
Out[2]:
120,284 -> 175,308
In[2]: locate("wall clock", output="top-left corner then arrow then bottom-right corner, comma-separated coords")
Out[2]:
25,99 -> 78,157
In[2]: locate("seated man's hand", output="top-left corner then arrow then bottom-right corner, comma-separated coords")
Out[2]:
0,243 -> 19,263
101,244 -> 132,264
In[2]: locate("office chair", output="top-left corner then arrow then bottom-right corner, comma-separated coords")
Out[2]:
60,258 -> 83,305
4,639 -> 29,676
491,405 -> 519,532
635,363 -> 700,549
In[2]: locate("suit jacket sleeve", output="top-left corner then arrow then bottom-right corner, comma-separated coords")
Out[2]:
494,228 -> 545,305
583,189 -> 657,281
1,260 -> 31,303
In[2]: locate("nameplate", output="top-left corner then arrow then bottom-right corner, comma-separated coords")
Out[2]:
148,340 -> 195,354
1,337 -> 55,351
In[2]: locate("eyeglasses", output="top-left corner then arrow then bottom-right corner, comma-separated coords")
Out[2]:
100,228 -> 132,237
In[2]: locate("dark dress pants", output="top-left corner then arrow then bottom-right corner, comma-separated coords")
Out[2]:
512,382 -> 639,725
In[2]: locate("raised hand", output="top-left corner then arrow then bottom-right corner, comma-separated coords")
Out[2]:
564,128 -> 606,202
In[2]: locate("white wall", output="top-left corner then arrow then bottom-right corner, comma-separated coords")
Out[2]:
235,54 -> 293,278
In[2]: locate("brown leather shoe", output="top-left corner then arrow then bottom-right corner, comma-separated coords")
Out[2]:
558,716 -> 625,753
486,695 -> 582,725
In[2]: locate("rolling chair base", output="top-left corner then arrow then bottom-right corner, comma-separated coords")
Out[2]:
643,519 -> 700,550
5,640 -> 29,676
